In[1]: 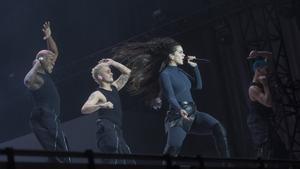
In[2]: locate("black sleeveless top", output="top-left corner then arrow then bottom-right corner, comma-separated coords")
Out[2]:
249,82 -> 273,117
29,72 -> 60,114
97,85 -> 123,127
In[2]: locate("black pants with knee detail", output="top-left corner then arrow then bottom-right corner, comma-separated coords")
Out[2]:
30,108 -> 71,163
96,119 -> 134,165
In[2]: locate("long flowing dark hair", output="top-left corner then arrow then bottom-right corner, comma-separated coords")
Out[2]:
112,37 -> 180,103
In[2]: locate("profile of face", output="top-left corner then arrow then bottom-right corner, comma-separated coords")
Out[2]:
256,66 -> 268,76
36,50 -> 56,73
97,63 -> 114,83
169,45 -> 185,65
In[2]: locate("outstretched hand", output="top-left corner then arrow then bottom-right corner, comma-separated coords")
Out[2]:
42,21 -> 51,40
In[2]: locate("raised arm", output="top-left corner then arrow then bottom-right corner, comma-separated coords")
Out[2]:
81,91 -> 114,114
248,50 -> 272,60
193,65 -> 203,90
42,21 -> 59,60
187,56 -> 202,90
100,59 -> 131,90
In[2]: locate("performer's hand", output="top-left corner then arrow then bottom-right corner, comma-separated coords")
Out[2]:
258,76 -> 268,85
103,101 -> 114,109
42,21 -> 52,40
187,56 -> 197,67
180,109 -> 191,120
98,58 -> 116,65
151,97 -> 162,110
247,50 -> 258,59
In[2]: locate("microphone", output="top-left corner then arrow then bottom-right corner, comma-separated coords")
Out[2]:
185,56 -> 210,63
192,58 -> 210,63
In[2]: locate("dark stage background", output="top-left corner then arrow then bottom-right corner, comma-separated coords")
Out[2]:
1,0 -> 300,158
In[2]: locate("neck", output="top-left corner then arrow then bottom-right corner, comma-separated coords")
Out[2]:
168,61 -> 178,67
99,82 -> 112,91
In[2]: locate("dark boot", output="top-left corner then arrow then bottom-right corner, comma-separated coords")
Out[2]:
163,145 -> 181,156
212,124 -> 230,158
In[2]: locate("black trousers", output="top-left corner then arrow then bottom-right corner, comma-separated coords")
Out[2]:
247,113 -> 288,159
30,108 -> 71,163
164,111 -> 230,158
96,119 -> 134,164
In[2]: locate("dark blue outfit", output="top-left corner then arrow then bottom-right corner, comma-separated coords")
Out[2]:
96,86 -> 134,164
29,72 -> 71,163
159,65 -> 230,157
247,82 -> 288,159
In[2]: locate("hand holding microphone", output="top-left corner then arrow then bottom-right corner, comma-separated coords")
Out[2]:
186,56 -> 197,67
185,55 -> 210,67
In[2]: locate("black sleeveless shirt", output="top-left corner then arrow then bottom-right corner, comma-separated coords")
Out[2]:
29,72 -> 60,114
97,85 -> 123,127
249,82 -> 273,117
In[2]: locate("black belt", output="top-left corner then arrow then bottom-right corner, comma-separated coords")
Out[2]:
165,101 -> 197,132
179,101 -> 196,115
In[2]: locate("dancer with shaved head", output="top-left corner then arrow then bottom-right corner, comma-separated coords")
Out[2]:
24,22 -> 71,163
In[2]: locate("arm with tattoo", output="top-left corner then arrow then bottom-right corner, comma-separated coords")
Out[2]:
109,59 -> 131,90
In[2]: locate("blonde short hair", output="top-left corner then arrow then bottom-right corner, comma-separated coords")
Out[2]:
91,63 -> 107,84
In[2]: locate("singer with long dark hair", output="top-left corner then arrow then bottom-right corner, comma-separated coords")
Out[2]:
113,37 -> 230,157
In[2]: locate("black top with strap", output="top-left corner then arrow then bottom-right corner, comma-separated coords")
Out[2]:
29,72 -> 60,114
97,85 -> 123,127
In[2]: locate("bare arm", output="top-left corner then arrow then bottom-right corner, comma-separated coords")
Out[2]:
110,60 -> 131,90
249,84 -> 272,107
81,91 -> 113,114
42,21 -> 59,60
248,50 -> 272,60
24,60 -> 43,90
